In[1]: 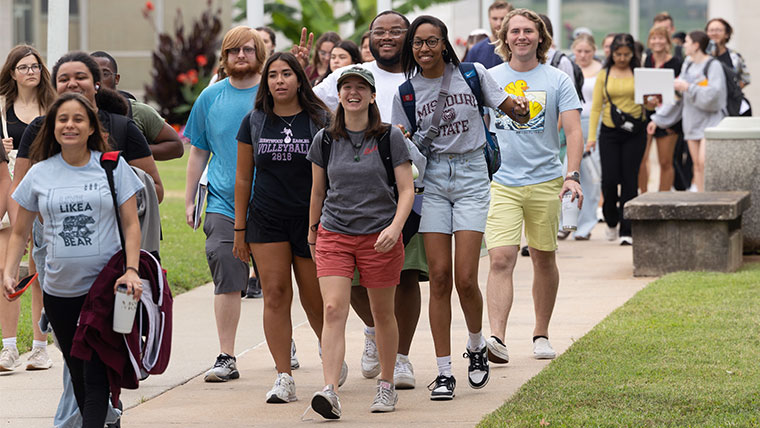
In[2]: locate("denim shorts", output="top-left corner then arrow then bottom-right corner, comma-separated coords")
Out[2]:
419,149 -> 491,234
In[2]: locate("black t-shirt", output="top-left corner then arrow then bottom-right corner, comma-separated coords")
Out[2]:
18,110 -> 152,161
2,104 -> 31,149
237,111 -> 313,217
644,55 -> 683,78
716,50 -> 733,71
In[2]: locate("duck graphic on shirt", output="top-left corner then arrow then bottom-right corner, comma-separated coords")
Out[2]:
493,79 -> 546,132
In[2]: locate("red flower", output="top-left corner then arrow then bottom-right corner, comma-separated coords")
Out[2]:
145,1 -> 154,11
195,55 -> 208,67
187,69 -> 199,85
176,73 -> 188,84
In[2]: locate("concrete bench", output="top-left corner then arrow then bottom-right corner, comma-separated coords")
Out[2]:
624,191 -> 751,276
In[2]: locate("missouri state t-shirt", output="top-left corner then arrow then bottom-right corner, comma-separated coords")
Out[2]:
13,152 -> 143,297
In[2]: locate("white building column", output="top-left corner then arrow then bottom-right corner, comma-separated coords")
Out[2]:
548,0 -> 561,48
47,0 -> 69,66
377,0 -> 391,14
0,0 -> 12,58
629,0 -> 639,40
247,0 -> 264,28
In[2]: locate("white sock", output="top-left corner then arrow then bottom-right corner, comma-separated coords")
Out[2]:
2,337 -> 17,350
436,356 -> 452,377
364,326 -> 375,336
33,340 -> 47,349
396,353 -> 408,363
467,330 -> 485,351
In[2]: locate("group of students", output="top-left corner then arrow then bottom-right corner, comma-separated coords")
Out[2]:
0,45 -> 182,426
0,2 -> 749,426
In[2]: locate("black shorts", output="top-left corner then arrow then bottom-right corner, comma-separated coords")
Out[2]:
653,120 -> 683,138
246,206 -> 311,259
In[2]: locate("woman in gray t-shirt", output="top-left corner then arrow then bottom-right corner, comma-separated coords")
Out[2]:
307,66 -> 414,419
390,15 -> 529,399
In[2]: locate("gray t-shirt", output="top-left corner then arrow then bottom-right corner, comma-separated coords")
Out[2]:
13,151 -> 144,297
307,126 -> 411,235
391,62 -> 508,154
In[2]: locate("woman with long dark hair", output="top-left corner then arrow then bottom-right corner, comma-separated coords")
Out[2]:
391,15 -> 529,400
232,52 -> 330,404
587,33 -> 646,245
307,66 -> 414,418
3,93 -> 143,428
0,44 -> 57,372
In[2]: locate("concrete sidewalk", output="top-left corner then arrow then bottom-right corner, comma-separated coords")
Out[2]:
0,222 -> 652,427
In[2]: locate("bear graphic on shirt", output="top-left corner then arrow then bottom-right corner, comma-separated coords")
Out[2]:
59,214 -> 95,246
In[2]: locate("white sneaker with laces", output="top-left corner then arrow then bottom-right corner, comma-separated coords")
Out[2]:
266,372 -> 297,403
290,339 -> 299,370
369,380 -> 398,413
26,346 -> 53,370
0,347 -> 21,371
310,385 -> 341,420
533,337 -> 557,359
338,360 -> 348,387
360,332 -> 380,379
486,336 -> 509,364
393,355 -> 415,389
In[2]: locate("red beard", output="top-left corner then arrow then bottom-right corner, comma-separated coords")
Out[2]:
227,61 -> 257,79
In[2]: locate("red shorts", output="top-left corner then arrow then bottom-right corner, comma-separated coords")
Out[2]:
315,225 -> 404,289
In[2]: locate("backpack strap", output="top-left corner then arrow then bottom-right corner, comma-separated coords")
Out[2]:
459,62 -> 485,116
550,51 -> 563,68
376,126 -> 394,188
248,110 -> 267,154
320,130 -> 333,190
398,81 -> 418,135
100,151 -> 126,252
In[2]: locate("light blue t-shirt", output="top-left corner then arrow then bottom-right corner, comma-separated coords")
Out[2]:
13,152 -> 144,297
184,78 -> 259,219
488,62 -> 581,186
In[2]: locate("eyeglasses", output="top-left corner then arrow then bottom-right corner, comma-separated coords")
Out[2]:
16,63 -> 42,74
411,37 -> 443,49
227,46 -> 256,56
370,28 -> 406,39
318,50 -> 331,58
102,70 -> 113,78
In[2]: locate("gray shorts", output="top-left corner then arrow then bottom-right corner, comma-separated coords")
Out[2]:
203,213 -> 249,295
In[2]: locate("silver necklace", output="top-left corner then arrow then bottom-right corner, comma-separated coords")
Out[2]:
275,113 -> 298,130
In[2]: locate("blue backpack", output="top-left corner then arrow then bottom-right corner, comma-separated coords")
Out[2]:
398,62 -> 501,180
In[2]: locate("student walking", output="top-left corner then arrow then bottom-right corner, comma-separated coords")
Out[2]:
391,15 -> 529,400
3,93 -> 144,428
307,66 -> 414,418
232,52 -> 329,404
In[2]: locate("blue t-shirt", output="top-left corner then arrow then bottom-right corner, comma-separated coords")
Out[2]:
488,63 -> 581,186
464,38 -> 503,69
184,78 -> 259,219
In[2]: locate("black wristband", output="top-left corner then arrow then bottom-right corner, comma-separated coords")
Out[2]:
233,228 -> 246,232
309,222 -> 319,232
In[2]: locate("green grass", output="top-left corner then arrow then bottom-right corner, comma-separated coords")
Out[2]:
1,148 -> 211,353
479,263 -> 760,428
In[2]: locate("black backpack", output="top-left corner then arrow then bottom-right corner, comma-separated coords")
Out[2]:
320,126 -> 420,246
686,58 -> 744,117
551,51 -> 585,103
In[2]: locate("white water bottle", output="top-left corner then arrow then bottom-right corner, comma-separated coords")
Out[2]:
113,284 -> 138,334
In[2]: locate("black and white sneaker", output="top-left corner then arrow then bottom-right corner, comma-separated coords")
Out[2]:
463,346 -> 489,389
244,277 -> 263,299
428,375 -> 456,400
204,353 -> 240,382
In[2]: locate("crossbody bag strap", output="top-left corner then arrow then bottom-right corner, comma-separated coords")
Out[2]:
605,70 -> 645,121
420,65 -> 454,148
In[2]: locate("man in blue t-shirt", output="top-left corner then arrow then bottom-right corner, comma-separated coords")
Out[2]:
463,1 -> 512,69
484,9 -> 583,364
184,26 -> 265,382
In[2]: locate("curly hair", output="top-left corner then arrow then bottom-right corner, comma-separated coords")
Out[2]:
495,8 -> 553,63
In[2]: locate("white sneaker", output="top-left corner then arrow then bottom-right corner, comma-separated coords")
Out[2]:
619,236 -> 633,246
605,225 -> 618,241
339,360 -> 348,387
266,372 -> 297,403
596,206 -> 604,222
360,331 -> 380,378
310,385 -> 341,420
369,380 -> 398,413
486,336 -> 509,364
393,355 -> 415,389
26,346 -> 53,370
290,339 -> 299,370
0,347 -> 21,371
533,337 -> 557,360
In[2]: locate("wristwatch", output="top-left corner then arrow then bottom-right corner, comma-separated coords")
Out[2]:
565,171 -> 580,183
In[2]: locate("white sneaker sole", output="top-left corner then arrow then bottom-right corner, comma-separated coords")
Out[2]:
311,394 -> 341,419
361,362 -> 381,379
204,370 -> 240,382
266,393 -> 297,403
26,360 -> 53,370
394,373 -> 415,389
486,339 -> 509,364
533,352 -> 557,360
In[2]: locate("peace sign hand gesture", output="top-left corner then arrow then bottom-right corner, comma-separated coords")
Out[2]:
291,27 -> 314,70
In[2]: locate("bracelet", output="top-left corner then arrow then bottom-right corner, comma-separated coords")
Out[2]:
233,228 -> 246,232
309,222 -> 320,232
307,242 -> 316,246
126,266 -> 139,275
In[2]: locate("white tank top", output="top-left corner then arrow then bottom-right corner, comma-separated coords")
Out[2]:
580,74 -> 597,118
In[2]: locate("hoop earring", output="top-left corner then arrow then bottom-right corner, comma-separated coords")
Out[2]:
443,49 -> 449,58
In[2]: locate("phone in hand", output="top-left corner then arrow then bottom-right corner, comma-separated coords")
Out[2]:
8,273 -> 38,299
